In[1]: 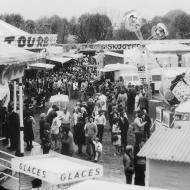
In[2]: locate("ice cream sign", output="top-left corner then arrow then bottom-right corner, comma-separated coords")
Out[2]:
11,154 -> 103,185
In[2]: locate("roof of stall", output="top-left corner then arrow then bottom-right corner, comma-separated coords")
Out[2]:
146,43 -> 190,53
138,128 -> 190,163
29,63 -> 55,70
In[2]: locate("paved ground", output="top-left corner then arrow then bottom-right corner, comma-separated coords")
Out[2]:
32,99 -> 136,184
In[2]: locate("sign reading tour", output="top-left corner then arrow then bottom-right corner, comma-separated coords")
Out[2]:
0,34 -> 57,49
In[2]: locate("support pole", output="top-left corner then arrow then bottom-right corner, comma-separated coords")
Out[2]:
18,77 -> 24,156
13,81 -> 17,112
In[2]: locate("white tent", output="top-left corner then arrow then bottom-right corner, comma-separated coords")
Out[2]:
69,180 -> 166,190
11,153 -> 103,185
0,19 -> 29,36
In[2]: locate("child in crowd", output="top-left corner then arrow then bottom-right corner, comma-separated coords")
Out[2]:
92,137 -> 103,162
112,119 -> 121,156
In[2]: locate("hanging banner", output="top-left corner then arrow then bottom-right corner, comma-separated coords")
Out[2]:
0,64 -> 25,85
0,83 -> 10,107
0,34 -> 57,49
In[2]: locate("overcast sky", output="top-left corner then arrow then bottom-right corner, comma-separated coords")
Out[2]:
1,0 -> 190,23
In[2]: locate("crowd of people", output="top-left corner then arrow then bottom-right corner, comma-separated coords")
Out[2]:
0,56 -> 152,185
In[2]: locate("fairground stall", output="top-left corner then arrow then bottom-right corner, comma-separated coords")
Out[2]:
138,127 -> 190,190
68,179 -> 166,190
0,42 -> 38,155
11,153 -> 103,190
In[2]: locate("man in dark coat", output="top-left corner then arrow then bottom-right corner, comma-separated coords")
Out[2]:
119,110 -> 129,153
73,116 -> 85,154
7,105 -> 20,151
24,111 -> 35,151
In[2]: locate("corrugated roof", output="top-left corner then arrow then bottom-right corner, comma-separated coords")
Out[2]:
138,128 -> 190,163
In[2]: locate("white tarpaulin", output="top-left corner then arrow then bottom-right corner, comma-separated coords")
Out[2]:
11,153 -> 103,185
68,180 -> 166,190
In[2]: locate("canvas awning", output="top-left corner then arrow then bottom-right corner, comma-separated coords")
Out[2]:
0,42 -> 37,83
11,153 -> 103,185
0,42 -> 37,65
29,63 -> 55,70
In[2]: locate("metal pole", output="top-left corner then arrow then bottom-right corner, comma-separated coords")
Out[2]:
13,81 -> 17,112
144,48 -> 152,100
18,77 -> 24,156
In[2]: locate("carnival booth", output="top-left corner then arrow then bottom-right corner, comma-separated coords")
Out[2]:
138,127 -> 190,190
0,42 -> 37,154
11,153 -> 103,190
68,179 -> 166,190
99,63 -> 141,86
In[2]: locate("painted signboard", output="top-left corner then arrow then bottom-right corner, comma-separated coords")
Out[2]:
0,34 -> 57,49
